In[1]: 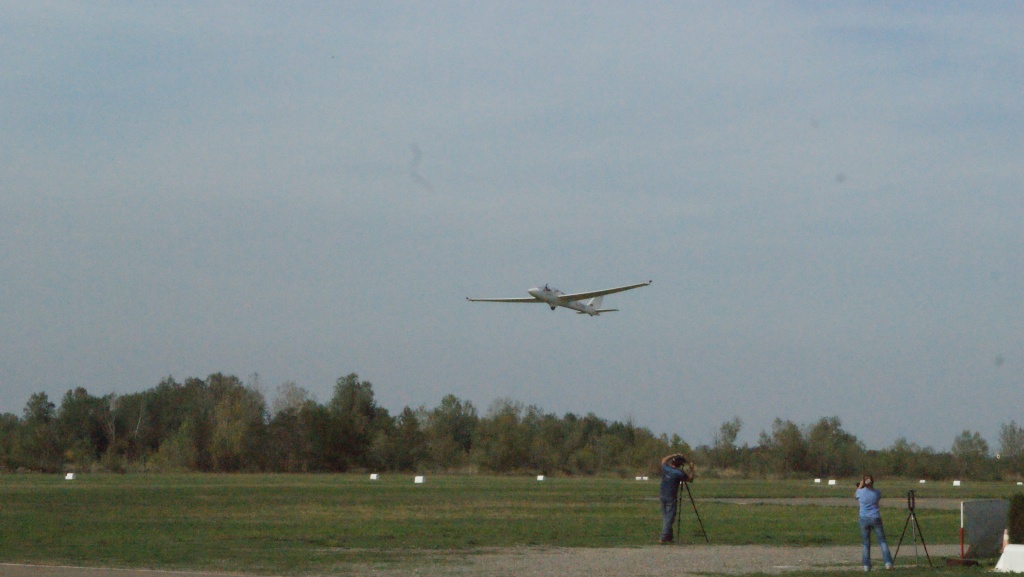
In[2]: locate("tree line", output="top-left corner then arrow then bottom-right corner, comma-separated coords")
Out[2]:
1,372 -> 1022,480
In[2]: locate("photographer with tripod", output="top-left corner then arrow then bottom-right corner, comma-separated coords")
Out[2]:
659,453 -> 695,544
856,474 -> 894,571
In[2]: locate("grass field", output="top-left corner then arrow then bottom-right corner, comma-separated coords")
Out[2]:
0,474 -> 1017,575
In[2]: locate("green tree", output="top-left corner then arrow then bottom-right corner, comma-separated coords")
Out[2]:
56,387 -> 113,470
599,418 -> 666,475
24,392 -> 56,423
300,403 -> 343,471
141,373 -> 255,471
711,416 -> 743,470
664,433 -> 692,457
20,392 -> 61,471
106,392 -> 150,468
805,416 -> 863,477
272,381 -> 311,416
564,413 -> 610,474
951,430 -> 990,479
999,421 -> 1024,476
327,373 -> 388,470
390,407 -> 427,471
473,398 -> 530,473
209,383 -> 267,471
526,410 -> 563,474
595,432 -> 627,474
757,419 -> 807,477
153,418 -> 200,471
267,383 -> 318,472
0,413 -> 20,471
423,394 -> 478,471
880,437 -> 924,478
623,426 -> 672,476
144,376 -> 216,470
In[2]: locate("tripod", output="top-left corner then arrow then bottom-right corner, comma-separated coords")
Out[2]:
676,480 -> 710,543
893,490 -> 932,567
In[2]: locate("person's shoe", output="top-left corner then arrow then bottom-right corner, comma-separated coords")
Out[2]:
863,566 -> 870,571
885,563 -> 893,570
659,538 -> 673,544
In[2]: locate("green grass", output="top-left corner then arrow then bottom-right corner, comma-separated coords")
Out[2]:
0,474 -> 1014,575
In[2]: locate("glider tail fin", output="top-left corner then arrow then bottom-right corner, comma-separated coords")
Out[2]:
577,296 -> 619,315
589,296 -> 619,313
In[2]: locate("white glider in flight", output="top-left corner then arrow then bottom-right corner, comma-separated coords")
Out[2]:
467,281 -> 652,316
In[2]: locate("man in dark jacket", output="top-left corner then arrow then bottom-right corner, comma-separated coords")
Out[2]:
659,453 -> 695,543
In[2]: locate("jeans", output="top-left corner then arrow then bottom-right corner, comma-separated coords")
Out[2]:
660,497 -> 678,541
859,516 -> 893,569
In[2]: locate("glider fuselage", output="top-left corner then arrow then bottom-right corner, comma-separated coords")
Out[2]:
527,286 -> 598,315
466,280 -> 651,316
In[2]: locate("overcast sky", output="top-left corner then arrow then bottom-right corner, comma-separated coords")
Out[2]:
2,2 -> 1021,451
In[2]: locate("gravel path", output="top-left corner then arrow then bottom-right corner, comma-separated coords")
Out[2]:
383,544 -> 961,576
0,544 -> 961,577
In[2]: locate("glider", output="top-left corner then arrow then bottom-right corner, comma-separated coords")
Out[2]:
467,281 -> 651,316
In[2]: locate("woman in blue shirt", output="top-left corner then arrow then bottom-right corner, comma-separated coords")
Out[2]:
855,474 -> 894,570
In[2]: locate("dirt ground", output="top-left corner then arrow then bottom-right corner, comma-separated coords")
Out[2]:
0,544 -> 961,577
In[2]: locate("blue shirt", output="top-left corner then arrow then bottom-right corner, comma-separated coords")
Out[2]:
660,464 -> 691,501
856,487 -> 882,518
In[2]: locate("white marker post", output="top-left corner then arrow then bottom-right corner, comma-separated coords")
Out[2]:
954,480 -> 962,486
64,473 -> 75,481
537,475 -> 545,482
814,478 -> 821,484
370,473 -> 379,480
828,479 -> 836,486
414,476 -> 425,484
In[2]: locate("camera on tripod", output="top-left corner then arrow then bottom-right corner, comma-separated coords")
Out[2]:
894,489 -> 931,567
